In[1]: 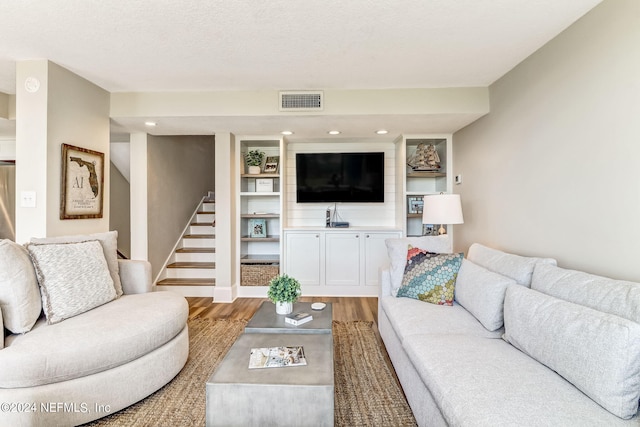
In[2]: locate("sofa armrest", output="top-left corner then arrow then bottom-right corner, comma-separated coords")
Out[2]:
118,260 -> 153,294
380,268 -> 392,298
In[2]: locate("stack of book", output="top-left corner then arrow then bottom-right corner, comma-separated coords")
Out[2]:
284,311 -> 313,326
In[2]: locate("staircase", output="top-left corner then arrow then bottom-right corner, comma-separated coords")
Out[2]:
156,197 -> 216,297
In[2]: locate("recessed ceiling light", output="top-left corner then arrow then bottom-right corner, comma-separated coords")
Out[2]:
376,129 -> 389,135
145,121 -> 157,127
281,131 -> 294,135
328,130 -> 341,135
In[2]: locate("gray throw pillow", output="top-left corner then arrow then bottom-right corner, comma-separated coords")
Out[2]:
31,230 -> 122,297
27,240 -> 116,324
454,259 -> 516,331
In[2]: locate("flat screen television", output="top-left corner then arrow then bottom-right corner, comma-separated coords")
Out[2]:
296,152 -> 385,203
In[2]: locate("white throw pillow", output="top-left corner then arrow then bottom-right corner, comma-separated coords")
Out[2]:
386,235 -> 451,295
31,230 -> 122,297
504,286 -> 640,419
27,240 -> 116,324
454,259 -> 516,331
0,240 -> 42,333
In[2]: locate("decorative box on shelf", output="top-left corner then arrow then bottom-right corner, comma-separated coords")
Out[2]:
256,178 -> 274,192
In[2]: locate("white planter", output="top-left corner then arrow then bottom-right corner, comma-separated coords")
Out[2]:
275,301 -> 293,315
248,165 -> 261,174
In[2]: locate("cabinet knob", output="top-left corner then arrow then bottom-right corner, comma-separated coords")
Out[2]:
366,234 -> 370,238
356,235 -> 359,238
315,235 -> 319,238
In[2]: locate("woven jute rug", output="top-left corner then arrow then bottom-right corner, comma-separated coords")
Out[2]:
86,318 -> 416,426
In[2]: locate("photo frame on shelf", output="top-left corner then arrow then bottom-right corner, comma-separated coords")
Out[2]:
263,156 -> 280,174
60,143 -> 104,219
422,224 -> 435,236
407,196 -> 424,214
249,219 -> 267,238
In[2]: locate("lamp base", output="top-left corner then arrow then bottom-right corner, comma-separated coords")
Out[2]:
438,224 -> 447,235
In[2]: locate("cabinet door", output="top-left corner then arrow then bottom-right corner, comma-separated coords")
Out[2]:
364,232 -> 401,287
284,232 -> 321,285
325,233 -> 360,286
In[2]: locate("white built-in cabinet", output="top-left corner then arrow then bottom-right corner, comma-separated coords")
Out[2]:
233,133 -> 452,297
284,229 -> 401,296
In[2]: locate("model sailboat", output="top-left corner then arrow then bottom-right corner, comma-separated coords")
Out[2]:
407,143 -> 441,171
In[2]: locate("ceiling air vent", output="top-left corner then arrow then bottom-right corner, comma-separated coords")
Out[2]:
279,91 -> 323,111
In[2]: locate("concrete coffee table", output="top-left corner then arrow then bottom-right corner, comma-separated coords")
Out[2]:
206,332 -> 334,426
245,301 -> 333,334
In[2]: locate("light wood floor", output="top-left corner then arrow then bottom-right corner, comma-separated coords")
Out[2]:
187,296 -> 379,324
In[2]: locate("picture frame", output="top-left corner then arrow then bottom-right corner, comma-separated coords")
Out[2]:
60,143 -> 104,219
263,156 -> 280,174
249,219 -> 267,238
407,196 -> 424,214
422,224 -> 435,236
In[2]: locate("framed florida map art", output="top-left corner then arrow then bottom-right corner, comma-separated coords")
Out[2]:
60,143 -> 104,219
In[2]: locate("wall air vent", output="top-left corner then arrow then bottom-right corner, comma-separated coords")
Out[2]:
279,91 -> 323,111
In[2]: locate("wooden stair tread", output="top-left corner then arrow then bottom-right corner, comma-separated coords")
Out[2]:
183,234 -> 215,239
167,262 -> 216,269
191,222 -> 215,226
157,278 -> 215,286
176,248 -> 215,253
197,211 -> 215,215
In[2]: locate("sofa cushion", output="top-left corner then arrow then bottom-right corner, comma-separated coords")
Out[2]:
532,263 -> 640,323
386,236 -> 452,295
403,334 -> 638,426
0,240 -> 42,334
27,241 -> 116,324
454,259 -> 517,331
397,249 -> 462,305
0,291 -> 188,388
467,243 -> 556,286
503,286 -> 640,419
31,231 -> 123,297
380,295 -> 502,342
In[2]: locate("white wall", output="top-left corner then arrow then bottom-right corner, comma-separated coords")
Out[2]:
285,141 -> 396,228
15,60 -> 110,242
453,0 -> 640,282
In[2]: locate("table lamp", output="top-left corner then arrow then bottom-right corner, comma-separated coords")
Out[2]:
422,194 -> 464,235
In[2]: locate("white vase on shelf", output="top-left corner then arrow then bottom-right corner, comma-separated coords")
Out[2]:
275,301 -> 293,315
248,165 -> 261,174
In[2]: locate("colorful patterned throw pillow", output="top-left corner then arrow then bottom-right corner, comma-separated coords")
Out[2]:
397,246 -> 463,305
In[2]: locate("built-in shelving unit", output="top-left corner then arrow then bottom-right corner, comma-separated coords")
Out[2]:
399,136 -> 452,237
236,137 -> 284,289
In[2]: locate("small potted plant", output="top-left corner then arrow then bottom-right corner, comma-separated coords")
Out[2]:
246,150 -> 265,174
267,274 -> 301,315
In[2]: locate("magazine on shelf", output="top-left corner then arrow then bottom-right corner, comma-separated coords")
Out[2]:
248,346 -> 307,369
284,311 -> 313,326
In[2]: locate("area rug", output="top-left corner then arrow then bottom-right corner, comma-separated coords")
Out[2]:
86,318 -> 417,426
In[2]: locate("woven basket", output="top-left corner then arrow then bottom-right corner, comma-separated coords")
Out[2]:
241,264 -> 280,286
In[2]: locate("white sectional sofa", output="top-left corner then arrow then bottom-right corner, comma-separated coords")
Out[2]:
0,233 -> 189,426
379,238 -> 640,426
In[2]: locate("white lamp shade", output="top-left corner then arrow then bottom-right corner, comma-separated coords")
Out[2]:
422,194 -> 464,225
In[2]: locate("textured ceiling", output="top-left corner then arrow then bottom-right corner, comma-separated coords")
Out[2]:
0,0 -> 602,137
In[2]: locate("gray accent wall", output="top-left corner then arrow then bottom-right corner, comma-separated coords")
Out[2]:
453,0 -> 640,282
109,161 -> 130,258
147,135 -> 215,278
